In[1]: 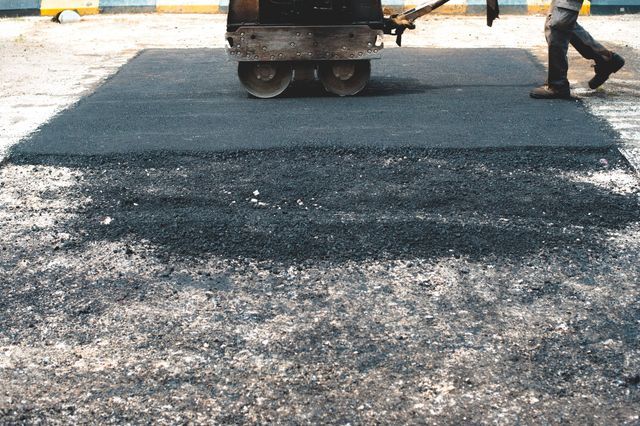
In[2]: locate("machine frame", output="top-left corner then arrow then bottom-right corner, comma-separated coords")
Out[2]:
225,0 -> 497,98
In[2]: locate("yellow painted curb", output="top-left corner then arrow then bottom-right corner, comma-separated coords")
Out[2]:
156,4 -> 219,13
580,1 -> 590,15
156,0 -> 219,13
41,0 -> 99,15
404,2 -> 467,14
431,4 -> 468,14
527,4 -> 549,14
528,0 -> 591,15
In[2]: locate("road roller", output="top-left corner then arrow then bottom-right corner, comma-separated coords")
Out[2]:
225,0 -> 500,98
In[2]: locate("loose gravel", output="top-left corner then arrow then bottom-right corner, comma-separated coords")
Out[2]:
1,147 -> 639,423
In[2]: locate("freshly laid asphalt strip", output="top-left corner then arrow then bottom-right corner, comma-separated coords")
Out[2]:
14,48 -> 613,155
3,49 -> 639,423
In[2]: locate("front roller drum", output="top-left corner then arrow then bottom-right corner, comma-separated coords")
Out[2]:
318,60 -> 371,97
238,61 -> 293,99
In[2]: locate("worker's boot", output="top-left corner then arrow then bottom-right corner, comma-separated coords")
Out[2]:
529,84 -> 571,99
589,53 -> 625,89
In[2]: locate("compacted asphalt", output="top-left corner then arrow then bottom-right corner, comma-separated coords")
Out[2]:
1,48 -> 638,423
16,48 -> 613,155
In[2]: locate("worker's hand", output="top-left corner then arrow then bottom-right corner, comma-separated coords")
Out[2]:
389,15 -> 416,30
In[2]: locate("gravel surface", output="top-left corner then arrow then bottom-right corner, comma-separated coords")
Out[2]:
1,12 -> 640,425
1,147 -> 639,423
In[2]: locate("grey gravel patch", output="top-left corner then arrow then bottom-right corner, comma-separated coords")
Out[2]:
1,147 -> 639,423
619,147 -> 640,176
579,44 -> 640,177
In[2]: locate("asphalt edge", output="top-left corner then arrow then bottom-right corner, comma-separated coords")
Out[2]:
0,50 -> 146,165
618,147 -> 640,176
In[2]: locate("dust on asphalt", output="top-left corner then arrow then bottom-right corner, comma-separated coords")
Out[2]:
1,147 -> 639,423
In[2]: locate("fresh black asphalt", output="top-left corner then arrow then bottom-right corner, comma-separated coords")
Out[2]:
15,48 -> 614,156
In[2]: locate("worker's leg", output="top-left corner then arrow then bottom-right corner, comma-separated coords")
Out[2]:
570,23 -> 612,63
531,1 -> 583,98
570,22 -> 625,89
545,5 -> 579,90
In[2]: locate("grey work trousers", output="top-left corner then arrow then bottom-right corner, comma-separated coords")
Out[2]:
545,1 -> 612,89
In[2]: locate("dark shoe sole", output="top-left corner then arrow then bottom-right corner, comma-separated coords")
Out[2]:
589,54 -> 625,89
529,91 -> 572,99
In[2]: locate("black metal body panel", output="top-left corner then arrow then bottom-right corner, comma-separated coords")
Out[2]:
227,0 -> 385,31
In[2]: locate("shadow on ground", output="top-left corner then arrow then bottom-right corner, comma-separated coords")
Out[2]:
9,146 -> 638,264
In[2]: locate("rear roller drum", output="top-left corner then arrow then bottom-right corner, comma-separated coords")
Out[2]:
238,61 -> 293,99
318,60 -> 371,96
